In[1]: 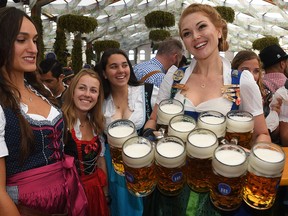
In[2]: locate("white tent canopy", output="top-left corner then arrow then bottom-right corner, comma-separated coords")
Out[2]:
7,0 -> 288,53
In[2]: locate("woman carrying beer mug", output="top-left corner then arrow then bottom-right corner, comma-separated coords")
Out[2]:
144,3 -> 271,216
96,48 -> 158,216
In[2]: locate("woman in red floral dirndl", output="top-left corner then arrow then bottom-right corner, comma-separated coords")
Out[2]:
63,68 -> 109,216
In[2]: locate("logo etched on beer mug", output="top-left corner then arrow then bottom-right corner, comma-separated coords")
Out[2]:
243,142 -> 285,210
186,128 -> 218,193
122,136 -> 157,197
210,144 -> 247,211
107,119 -> 137,176
157,99 -> 184,133
218,183 -> 231,196
168,114 -> 196,143
225,110 -> 254,149
197,111 -> 226,140
155,136 -> 186,196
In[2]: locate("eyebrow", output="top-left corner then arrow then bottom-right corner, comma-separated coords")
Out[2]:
18,32 -> 38,38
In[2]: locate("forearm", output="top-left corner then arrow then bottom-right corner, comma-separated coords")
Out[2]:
0,192 -> 20,216
98,157 -> 108,194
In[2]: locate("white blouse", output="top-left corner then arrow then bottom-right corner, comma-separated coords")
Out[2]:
103,85 -> 158,131
156,57 -> 263,117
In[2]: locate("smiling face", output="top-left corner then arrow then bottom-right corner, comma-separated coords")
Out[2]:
13,17 -> 38,73
104,54 -> 130,88
180,12 -> 221,60
73,74 -> 100,114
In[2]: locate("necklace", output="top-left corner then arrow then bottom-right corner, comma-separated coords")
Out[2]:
201,83 -> 206,88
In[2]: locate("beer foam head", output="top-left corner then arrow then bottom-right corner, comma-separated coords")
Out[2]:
123,143 -> 154,168
249,143 -> 285,176
157,100 -> 184,125
168,121 -> 196,142
160,103 -> 183,114
226,112 -> 254,133
187,132 -> 218,159
198,115 -> 226,137
107,125 -> 136,148
155,141 -> 186,168
108,125 -> 134,138
212,145 -> 247,177
171,121 -> 196,132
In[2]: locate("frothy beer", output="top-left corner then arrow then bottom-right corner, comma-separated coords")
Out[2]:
122,137 -> 157,197
157,99 -> 184,132
155,137 -> 186,196
198,111 -> 226,138
225,111 -> 254,149
243,143 -> 285,210
186,129 -> 218,192
107,120 -> 137,176
210,144 -> 247,211
108,125 -> 135,148
168,114 -> 196,142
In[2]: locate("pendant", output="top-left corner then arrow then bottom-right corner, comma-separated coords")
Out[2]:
29,97 -> 33,102
201,83 -> 206,88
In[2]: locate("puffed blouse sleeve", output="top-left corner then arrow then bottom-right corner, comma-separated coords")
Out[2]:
239,70 -> 263,117
0,105 -> 8,157
99,134 -> 106,157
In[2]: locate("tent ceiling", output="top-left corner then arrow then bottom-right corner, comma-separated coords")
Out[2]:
7,0 -> 288,53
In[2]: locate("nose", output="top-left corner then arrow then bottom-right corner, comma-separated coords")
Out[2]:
191,32 -> 201,40
84,90 -> 91,97
27,40 -> 38,54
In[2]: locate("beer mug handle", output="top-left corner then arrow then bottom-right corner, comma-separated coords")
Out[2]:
219,138 -> 230,145
230,137 -> 238,145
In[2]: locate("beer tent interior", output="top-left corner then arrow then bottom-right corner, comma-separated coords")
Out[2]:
6,0 -> 288,58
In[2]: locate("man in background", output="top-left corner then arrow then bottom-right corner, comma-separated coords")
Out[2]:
39,58 -> 67,106
133,38 -> 183,87
259,44 -> 288,146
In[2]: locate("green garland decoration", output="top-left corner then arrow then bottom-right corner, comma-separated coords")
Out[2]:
53,28 -> 67,66
93,40 -> 120,62
252,36 -> 279,51
215,6 -> 235,23
145,10 -> 175,29
85,46 -> 94,65
72,37 -> 83,74
149,29 -> 171,41
58,14 -> 98,33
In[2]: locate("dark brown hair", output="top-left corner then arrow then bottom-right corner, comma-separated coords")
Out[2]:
0,7 -> 57,162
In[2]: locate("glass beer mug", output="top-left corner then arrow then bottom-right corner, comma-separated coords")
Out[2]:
225,110 -> 254,149
243,142 -> 285,210
210,144 -> 248,211
186,128 -> 218,192
168,114 -> 196,143
197,110 -> 226,140
155,136 -> 186,196
107,119 -> 137,176
122,136 -> 157,197
157,99 -> 184,133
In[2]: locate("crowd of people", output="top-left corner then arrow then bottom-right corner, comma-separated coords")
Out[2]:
0,3 -> 288,216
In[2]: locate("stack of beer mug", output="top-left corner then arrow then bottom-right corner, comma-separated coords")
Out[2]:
157,99 -> 184,133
